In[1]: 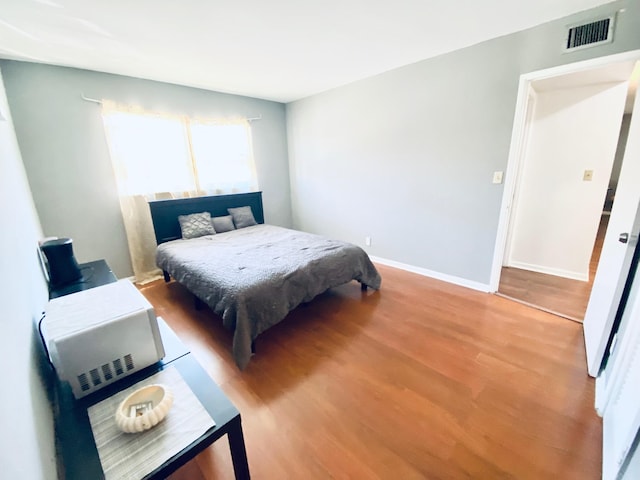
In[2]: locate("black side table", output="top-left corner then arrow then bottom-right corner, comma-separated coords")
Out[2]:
48,260 -> 251,479
55,320 -> 251,480
49,259 -> 117,299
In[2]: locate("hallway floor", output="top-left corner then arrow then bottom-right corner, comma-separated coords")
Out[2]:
498,215 -> 608,322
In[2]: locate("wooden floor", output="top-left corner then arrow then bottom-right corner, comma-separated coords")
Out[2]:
139,264 -> 601,480
498,215 -> 609,322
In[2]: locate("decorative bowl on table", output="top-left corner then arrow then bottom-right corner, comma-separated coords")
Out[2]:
115,384 -> 174,433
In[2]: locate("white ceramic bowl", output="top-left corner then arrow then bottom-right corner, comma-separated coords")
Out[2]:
115,384 -> 174,433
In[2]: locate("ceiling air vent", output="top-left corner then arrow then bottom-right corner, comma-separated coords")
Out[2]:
564,16 -> 615,52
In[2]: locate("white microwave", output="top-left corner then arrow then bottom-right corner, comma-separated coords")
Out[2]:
41,279 -> 165,399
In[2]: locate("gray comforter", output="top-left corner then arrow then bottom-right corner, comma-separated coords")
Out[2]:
156,224 -> 381,369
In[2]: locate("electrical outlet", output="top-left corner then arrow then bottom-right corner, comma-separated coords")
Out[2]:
365,236 -> 371,246
583,169 -> 594,181
492,171 -> 504,184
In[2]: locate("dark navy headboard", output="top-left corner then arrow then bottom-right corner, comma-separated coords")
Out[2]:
148,191 -> 264,244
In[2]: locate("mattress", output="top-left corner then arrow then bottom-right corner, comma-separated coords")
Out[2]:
156,224 -> 381,368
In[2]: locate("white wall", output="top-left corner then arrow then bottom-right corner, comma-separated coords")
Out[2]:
286,0 -> 640,287
0,68 -> 57,479
507,81 -> 629,281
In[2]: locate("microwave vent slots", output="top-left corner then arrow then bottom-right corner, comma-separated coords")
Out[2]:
78,373 -> 90,392
75,353 -> 137,394
89,368 -> 102,386
125,354 -> 135,371
101,363 -> 113,381
113,358 -> 123,375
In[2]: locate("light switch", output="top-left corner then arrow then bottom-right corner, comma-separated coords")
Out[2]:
583,169 -> 594,181
492,171 -> 504,184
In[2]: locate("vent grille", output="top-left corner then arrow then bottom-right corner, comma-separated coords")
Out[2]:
78,373 -> 90,392
124,354 -> 135,371
89,368 -> 102,386
101,363 -> 113,381
113,358 -> 124,375
565,16 -> 614,52
74,354 -> 135,396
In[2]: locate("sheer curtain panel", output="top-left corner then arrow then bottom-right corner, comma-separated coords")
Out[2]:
102,101 -> 257,283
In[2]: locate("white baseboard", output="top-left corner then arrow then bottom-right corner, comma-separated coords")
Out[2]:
506,261 -> 588,282
369,256 -> 491,293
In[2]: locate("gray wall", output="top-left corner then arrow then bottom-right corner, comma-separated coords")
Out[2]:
0,68 -> 57,479
1,62 -> 291,278
286,0 -> 640,286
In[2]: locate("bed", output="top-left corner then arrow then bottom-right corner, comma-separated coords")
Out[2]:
149,192 -> 381,369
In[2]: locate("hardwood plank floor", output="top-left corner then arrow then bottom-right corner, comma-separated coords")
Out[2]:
138,264 -> 601,480
498,215 -> 609,322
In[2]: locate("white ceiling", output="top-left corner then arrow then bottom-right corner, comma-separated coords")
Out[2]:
0,0 -> 618,103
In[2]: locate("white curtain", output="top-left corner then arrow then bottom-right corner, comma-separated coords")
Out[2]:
102,100 -> 258,283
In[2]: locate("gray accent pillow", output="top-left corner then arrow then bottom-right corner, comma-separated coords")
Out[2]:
227,206 -> 257,229
178,212 -> 216,239
211,215 -> 236,233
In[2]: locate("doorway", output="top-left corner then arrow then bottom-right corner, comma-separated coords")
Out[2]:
490,51 -> 640,327
498,84 -> 636,322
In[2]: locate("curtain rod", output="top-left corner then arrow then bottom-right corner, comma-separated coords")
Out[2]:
80,94 -> 262,122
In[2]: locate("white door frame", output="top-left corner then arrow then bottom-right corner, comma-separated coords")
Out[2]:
501,87 -> 537,269
489,49 -> 640,293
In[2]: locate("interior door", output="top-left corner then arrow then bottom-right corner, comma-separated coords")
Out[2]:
599,271 -> 640,479
584,89 -> 640,377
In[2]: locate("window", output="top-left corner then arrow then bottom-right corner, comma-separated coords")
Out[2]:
103,106 -> 257,197
101,101 -> 258,282
103,113 -> 193,195
190,122 -> 255,193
